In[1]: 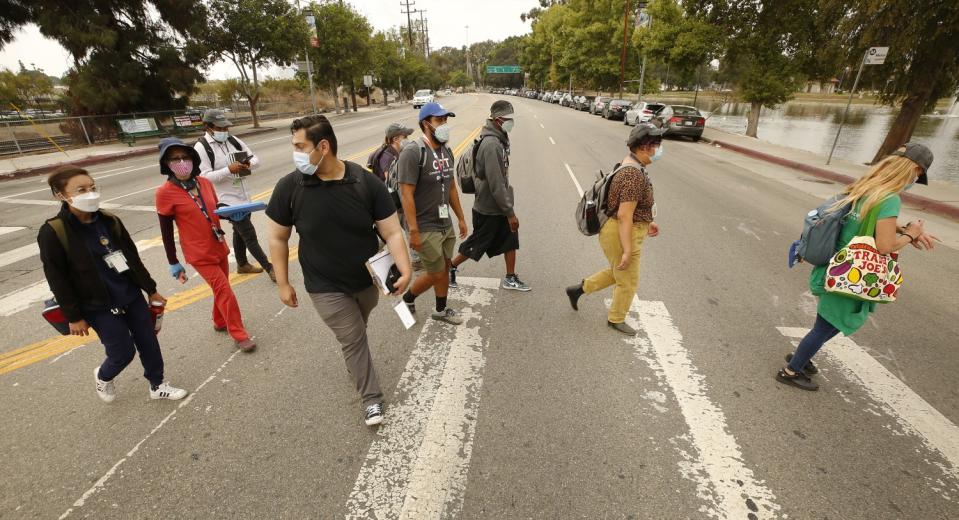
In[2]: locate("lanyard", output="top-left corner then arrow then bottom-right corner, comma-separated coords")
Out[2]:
93,219 -> 115,253
180,182 -> 224,240
425,142 -> 449,206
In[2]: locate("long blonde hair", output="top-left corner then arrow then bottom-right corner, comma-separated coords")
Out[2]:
831,152 -> 919,217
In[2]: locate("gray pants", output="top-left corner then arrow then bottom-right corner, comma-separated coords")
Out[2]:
309,286 -> 383,407
228,214 -> 271,269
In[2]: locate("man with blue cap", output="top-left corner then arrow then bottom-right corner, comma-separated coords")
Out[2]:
398,102 -> 469,325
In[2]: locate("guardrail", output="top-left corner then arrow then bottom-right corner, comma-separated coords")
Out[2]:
0,102 -> 315,157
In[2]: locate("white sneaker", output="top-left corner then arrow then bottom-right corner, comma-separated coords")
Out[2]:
94,366 -> 116,403
150,382 -> 188,401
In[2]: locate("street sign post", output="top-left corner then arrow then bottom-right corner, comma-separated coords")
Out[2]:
363,75 -> 373,88
486,65 -> 521,74
827,46 -> 890,165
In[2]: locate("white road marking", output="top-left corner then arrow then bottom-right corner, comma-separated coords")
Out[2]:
0,243 -> 39,269
779,327 -> 959,485
346,276 -> 497,519
564,163 -> 584,197
0,198 -> 155,212
626,300 -> 781,519
0,280 -> 50,316
549,136 -> 556,145
0,226 -> 25,236
539,123 -> 545,129
102,184 -> 161,203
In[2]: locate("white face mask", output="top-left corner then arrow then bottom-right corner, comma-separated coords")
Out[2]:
501,119 -> 515,133
67,191 -> 101,213
212,131 -> 230,143
293,147 -> 324,175
431,123 -> 451,143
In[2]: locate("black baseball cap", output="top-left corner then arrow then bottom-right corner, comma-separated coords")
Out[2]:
891,143 -> 933,185
626,123 -> 663,148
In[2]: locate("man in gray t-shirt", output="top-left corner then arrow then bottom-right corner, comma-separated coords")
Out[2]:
399,102 -> 468,326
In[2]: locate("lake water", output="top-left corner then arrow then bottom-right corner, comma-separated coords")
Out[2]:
669,98 -> 959,185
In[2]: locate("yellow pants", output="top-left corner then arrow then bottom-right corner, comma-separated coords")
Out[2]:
583,219 -> 649,324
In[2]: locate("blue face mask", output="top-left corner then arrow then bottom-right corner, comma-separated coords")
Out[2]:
293,147 -> 324,176
650,145 -> 664,162
212,131 -> 230,143
904,181 -> 915,191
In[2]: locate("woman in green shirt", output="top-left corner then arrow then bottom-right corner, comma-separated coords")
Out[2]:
778,143 -> 940,391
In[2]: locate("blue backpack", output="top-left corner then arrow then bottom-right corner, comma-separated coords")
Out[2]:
789,194 -> 852,267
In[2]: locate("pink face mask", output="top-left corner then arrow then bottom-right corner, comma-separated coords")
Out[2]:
169,160 -> 193,178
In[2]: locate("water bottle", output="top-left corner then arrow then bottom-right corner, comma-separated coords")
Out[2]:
150,301 -> 165,334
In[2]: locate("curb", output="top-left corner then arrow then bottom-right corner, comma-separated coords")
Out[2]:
0,126 -> 279,182
703,136 -> 959,222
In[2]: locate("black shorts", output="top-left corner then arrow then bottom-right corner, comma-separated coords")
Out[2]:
458,210 -> 519,261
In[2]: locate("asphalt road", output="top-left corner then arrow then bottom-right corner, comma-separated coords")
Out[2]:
1,93 -> 958,520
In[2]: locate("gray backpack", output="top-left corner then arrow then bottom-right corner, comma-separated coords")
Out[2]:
794,194 -> 852,266
575,163 -> 631,236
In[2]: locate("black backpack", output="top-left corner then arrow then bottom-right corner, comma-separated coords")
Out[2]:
366,144 -> 391,180
196,135 -> 243,166
288,162 -> 378,224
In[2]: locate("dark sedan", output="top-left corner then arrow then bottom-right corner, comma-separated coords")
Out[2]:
603,99 -> 632,121
660,105 -> 706,141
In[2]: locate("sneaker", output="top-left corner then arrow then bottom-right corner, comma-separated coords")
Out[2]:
449,267 -> 459,289
502,274 -> 531,292
150,382 -> 188,400
431,307 -> 464,325
235,338 -> 257,352
94,366 -> 116,403
365,402 -> 384,426
237,263 -> 263,274
785,353 -> 819,376
608,321 -> 637,336
776,367 -> 819,391
566,283 -> 584,311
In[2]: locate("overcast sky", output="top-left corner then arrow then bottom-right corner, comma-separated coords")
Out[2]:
0,0 -> 537,80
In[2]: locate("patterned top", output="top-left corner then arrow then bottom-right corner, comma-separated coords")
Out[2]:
606,165 -> 654,223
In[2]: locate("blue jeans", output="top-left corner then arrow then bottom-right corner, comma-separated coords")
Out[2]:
788,314 -> 840,373
88,296 -> 165,386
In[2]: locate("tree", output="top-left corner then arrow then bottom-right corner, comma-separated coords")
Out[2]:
309,1 -> 373,114
200,0 -> 309,127
449,71 -> 470,89
834,0 -> 959,162
633,0 -> 720,93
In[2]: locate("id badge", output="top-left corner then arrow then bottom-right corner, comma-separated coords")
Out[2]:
438,204 -> 450,219
104,251 -> 129,273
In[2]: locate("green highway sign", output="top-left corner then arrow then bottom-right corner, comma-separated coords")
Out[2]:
486,65 -> 522,74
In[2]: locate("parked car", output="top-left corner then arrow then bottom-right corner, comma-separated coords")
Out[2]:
624,101 -> 666,126
590,96 -> 612,115
577,96 -> 595,111
660,105 -> 706,141
412,89 -> 435,109
603,99 -> 632,120
559,93 -> 574,107
550,91 -> 563,103
444,89 -> 453,96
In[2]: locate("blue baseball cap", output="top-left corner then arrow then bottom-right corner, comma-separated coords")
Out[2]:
418,102 -> 456,121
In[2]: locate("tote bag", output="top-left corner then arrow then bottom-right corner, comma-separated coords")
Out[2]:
824,205 -> 902,303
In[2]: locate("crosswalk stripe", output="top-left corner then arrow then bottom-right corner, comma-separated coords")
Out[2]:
0,226 -> 25,236
346,276 -> 497,519
626,300 -> 781,519
779,327 -> 959,487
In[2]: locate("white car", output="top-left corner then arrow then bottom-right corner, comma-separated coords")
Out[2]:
412,89 -> 435,108
624,101 -> 666,126
444,89 -> 452,96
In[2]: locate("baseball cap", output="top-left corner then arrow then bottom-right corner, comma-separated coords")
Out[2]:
891,142 -> 933,185
202,109 -> 232,127
386,122 -> 414,140
418,102 -> 456,121
626,123 -> 663,148
490,100 -> 514,119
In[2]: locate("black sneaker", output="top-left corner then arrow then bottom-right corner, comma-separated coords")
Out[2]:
449,267 -> 459,289
776,368 -> 819,391
608,321 -> 637,336
785,354 -> 819,376
365,402 -> 384,426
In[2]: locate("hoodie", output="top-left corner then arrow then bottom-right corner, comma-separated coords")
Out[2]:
472,120 -> 514,217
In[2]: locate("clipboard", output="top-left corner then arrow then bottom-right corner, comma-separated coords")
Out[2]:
213,201 -> 267,217
366,249 -> 400,295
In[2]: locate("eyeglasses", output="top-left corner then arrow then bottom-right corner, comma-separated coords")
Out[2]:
167,157 -> 192,164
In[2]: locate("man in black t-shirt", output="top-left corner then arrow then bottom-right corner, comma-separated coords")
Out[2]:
266,115 -> 412,427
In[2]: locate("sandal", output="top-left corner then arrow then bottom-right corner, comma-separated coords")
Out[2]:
785,354 -> 819,376
776,367 -> 819,391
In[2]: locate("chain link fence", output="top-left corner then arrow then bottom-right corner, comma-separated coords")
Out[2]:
0,101 -> 317,156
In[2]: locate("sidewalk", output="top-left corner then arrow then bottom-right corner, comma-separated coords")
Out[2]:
701,127 -> 959,221
0,103 -> 404,180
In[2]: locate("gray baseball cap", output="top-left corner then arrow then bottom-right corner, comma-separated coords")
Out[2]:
626,122 -> 663,148
202,109 -> 232,127
385,122 -> 414,140
891,142 -> 933,185
490,100 -> 514,119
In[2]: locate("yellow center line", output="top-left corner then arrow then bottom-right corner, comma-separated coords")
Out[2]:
2,126 -> 482,376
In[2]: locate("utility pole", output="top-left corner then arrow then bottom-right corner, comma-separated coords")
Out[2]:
297,0 -> 317,114
637,4 -> 650,103
418,10 -> 429,58
619,0 -> 630,99
466,25 -> 473,89
400,0 -> 416,47
425,18 -> 431,58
